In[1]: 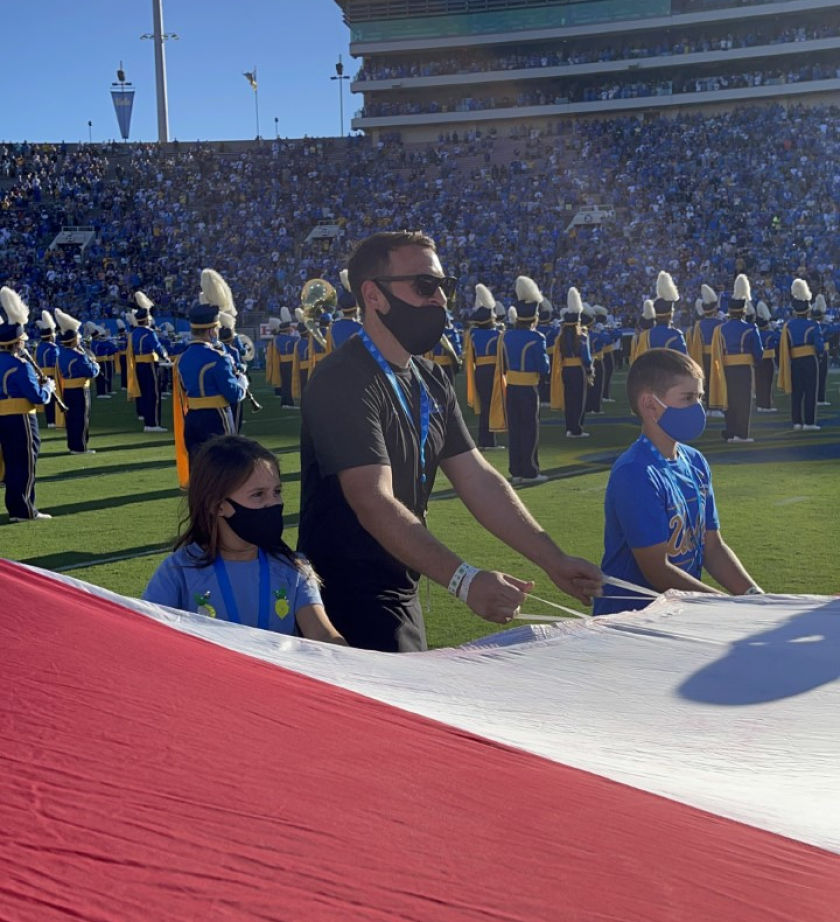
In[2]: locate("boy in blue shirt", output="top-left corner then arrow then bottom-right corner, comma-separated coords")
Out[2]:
594,349 -> 761,615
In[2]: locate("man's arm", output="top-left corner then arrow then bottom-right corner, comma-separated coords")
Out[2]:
440,449 -> 603,605
338,463 -> 534,624
702,529 -> 759,595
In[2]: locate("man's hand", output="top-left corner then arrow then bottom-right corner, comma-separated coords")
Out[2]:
466,572 -> 534,624
544,555 -> 604,606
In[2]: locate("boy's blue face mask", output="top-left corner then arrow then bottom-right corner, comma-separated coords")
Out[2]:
654,396 -> 706,443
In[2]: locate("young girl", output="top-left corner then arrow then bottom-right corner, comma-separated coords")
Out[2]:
143,435 -> 346,644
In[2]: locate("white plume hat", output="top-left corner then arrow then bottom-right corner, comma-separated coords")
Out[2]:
515,275 -> 543,304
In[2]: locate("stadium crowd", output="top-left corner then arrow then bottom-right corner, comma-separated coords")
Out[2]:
356,22 -> 840,81
360,61 -> 840,116
1,102 -> 838,333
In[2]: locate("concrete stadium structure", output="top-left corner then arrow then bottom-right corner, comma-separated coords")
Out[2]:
335,0 -> 840,140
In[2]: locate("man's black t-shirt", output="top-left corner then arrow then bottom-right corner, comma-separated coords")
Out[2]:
298,335 -> 474,652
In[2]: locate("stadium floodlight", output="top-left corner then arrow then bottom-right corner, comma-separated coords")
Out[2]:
140,0 -> 180,143
331,55 -> 351,138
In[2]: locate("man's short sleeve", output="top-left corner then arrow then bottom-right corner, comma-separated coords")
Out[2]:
302,353 -> 390,477
440,374 -> 475,461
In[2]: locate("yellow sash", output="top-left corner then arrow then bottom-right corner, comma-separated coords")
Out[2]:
463,331 -> 477,412
0,398 -> 36,414
292,346 -> 306,400
777,325 -> 792,394
505,371 -> 540,385
172,357 -> 190,489
708,326 -> 728,410
488,333 -> 508,432
126,338 -> 141,400
687,324 -> 703,367
631,329 -> 651,364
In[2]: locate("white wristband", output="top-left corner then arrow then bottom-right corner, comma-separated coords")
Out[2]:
456,566 -> 481,604
447,562 -> 471,597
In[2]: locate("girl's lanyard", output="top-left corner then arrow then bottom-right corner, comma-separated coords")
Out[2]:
640,436 -> 705,574
359,329 -> 429,488
213,549 -> 271,630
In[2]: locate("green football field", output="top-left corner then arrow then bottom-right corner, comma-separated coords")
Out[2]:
5,370 -> 839,649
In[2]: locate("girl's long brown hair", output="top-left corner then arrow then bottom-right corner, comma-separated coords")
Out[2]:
175,435 -> 311,578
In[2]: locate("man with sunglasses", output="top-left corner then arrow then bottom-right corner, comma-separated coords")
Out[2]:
298,231 -> 603,653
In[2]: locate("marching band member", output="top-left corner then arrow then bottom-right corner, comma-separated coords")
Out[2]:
778,279 -> 824,431
709,274 -> 763,443
632,271 -> 687,360
127,292 -> 168,432
34,309 -> 61,428
424,309 -> 462,385
811,294 -> 831,406
463,284 -> 505,451
630,298 -> 655,365
55,308 -> 99,455
115,318 -> 128,391
490,276 -> 550,484
219,311 -> 247,432
326,269 -> 362,351
91,325 -> 116,399
292,314 -> 312,401
754,301 -> 780,413
687,283 -> 724,415
551,287 -> 592,438
265,309 -> 297,406
599,308 -> 620,402
310,312 -> 331,371
535,299 -> 557,406
583,305 -> 607,415
172,274 -> 247,488
0,286 -> 54,520
157,322 -> 176,395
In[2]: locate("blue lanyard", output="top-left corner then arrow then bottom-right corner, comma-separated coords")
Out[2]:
213,549 -> 271,630
640,436 -> 706,574
359,329 -> 429,484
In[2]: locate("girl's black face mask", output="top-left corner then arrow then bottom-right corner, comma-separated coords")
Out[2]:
224,499 -> 284,549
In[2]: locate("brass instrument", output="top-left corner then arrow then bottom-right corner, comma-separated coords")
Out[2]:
439,333 -> 463,367
211,341 -> 262,413
300,278 -> 336,350
19,346 -> 70,413
237,333 -> 256,363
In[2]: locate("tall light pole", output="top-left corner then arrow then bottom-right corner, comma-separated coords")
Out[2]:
330,55 -> 350,137
140,0 -> 179,143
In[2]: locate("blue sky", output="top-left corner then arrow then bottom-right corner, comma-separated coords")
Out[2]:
2,1 -> 360,143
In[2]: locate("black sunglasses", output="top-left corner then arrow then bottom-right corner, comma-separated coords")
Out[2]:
374,274 -> 459,299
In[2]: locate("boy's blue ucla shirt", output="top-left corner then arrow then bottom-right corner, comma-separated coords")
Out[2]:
594,436 -> 719,616
143,544 -> 322,634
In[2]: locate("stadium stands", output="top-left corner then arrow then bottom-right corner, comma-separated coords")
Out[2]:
1,101 -> 838,335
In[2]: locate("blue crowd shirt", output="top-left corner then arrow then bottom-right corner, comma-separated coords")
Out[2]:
594,437 -> 720,616
143,543 -> 322,634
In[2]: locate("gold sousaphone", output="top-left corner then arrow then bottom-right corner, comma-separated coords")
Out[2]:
299,278 -> 336,349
